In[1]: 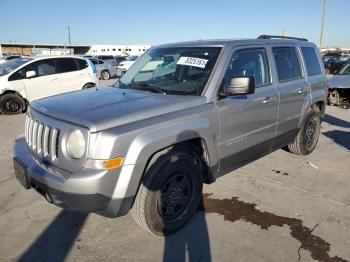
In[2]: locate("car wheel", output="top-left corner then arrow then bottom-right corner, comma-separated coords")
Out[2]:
288,109 -> 321,155
82,83 -> 96,89
131,149 -> 203,236
0,93 -> 26,115
101,70 -> 110,80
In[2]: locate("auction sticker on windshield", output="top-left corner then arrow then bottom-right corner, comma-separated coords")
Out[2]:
177,57 -> 209,68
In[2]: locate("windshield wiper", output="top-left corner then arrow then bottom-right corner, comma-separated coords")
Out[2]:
118,82 -> 167,94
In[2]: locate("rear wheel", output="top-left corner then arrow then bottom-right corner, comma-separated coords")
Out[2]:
101,70 -> 110,80
0,93 -> 26,115
288,109 -> 321,155
131,149 -> 203,235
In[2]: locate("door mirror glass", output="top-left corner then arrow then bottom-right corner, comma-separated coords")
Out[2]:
223,76 -> 255,96
26,70 -> 36,78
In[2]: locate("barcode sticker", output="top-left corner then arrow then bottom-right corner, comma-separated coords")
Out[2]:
177,57 -> 209,68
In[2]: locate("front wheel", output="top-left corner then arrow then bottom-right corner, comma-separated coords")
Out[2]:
0,93 -> 26,115
288,109 -> 321,155
131,149 -> 203,235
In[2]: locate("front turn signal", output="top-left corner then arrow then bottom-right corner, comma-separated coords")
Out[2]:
84,156 -> 124,170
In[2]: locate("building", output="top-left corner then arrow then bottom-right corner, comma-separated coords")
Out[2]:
0,43 -> 151,57
89,44 -> 151,56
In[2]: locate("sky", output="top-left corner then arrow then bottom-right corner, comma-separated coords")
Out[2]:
0,0 -> 349,48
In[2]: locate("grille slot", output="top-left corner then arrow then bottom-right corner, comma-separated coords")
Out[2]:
25,115 -> 60,161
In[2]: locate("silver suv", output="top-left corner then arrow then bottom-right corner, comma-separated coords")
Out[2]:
13,35 -> 327,235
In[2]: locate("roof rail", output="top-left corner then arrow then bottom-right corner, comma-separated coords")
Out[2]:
257,35 -> 308,42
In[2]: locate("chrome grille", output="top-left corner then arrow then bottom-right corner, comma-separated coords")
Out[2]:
25,115 -> 60,161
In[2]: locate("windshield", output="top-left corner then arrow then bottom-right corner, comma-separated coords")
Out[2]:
337,63 -> 350,75
0,58 -> 32,76
119,47 -> 221,95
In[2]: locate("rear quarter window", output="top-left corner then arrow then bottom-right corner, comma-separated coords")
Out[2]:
301,47 -> 322,76
76,58 -> 88,70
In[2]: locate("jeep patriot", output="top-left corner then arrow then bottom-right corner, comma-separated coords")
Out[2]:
13,35 -> 328,235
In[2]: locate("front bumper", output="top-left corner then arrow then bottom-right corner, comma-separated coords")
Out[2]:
13,135 -> 133,218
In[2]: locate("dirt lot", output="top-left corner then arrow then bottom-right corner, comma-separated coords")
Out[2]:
0,102 -> 349,262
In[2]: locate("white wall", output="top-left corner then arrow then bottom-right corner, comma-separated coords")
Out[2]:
89,44 -> 151,56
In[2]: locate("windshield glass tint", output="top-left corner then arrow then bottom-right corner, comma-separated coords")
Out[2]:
0,58 -> 32,76
119,47 -> 222,95
338,64 -> 350,75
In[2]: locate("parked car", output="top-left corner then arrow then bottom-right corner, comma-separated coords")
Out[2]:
116,55 -> 139,76
323,55 -> 350,75
0,55 -> 23,64
94,55 -> 120,67
88,57 -> 117,80
328,62 -> 350,107
0,56 -> 98,114
13,35 -> 327,235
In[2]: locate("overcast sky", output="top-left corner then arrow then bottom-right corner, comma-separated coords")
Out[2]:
0,0 -> 349,48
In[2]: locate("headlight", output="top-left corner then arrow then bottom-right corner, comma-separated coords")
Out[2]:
66,129 -> 86,159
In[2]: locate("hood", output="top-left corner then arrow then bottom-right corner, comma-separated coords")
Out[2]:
31,87 -> 207,132
328,75 -> 350,89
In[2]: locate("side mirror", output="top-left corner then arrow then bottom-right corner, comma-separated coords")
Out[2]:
223,76 -> 255,96
26,71 -> 36,79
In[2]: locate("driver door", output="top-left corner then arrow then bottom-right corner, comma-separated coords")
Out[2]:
216,47 -> 279,176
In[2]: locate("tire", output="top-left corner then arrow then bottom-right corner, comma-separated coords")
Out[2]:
82,83 -> 95,89
101,70 -> 110,80
0,93 -> 26,115
288,109 -> 321,155
131,149 -> 203,236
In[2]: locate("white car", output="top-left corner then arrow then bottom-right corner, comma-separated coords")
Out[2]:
0,55 -> 23,64
116,55 -> 139,76
0,56 -> 98,115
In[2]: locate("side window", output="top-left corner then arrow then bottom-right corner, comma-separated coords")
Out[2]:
273,47 -> 302,82
8,67 -> 27,81
301,47 -> 322,76
36,59 -> 56,76
98,60 -> 104,64
225,48 -> 270,87
56,58 -> 79,73
76,58 -> 88,70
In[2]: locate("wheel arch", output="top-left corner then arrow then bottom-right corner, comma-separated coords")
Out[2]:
111,121 -> 218,200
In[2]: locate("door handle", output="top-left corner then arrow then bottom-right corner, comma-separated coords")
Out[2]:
262,97 -> 273,104
51,78 -> 58,82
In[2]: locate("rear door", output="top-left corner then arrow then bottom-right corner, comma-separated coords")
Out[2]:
55,58 -> 84,93
216,46 -> 279,175
272,46 -> 309,140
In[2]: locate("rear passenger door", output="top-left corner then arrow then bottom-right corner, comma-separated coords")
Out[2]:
55,58 -> 84,94
216,47 -> 279,175
272,46 -> 309,140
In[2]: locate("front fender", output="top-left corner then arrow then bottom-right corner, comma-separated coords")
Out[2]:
111,117 -> 218,199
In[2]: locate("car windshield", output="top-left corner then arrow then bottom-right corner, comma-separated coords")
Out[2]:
337,63 -> 350,75
0,58 -> 32,76
118,47 -> 222,95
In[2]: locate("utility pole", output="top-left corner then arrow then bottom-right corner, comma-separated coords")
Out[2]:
319,0 -> 326,51
67,26 -> 71,54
